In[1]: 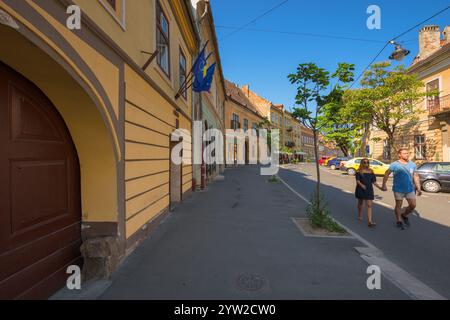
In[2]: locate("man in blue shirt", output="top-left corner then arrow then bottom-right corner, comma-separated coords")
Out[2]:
382,148 -> 422,230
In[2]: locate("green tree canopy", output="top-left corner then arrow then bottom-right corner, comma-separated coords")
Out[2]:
288,62 -> 354,210
343,61 -> 436,159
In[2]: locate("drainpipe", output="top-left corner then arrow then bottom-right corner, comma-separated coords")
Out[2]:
201,142 -> 206,189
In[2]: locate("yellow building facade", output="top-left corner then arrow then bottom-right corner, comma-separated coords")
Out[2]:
283,111 -> 302,154
224,80 -> 265,164
0,0 -> 198,298
226,83 -> 308,160
191,0 -> 226,186
270,104 -> 284,146
369,25 -> 450,162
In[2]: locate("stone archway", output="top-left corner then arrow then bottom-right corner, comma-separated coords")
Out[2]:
0,23 -> 122,294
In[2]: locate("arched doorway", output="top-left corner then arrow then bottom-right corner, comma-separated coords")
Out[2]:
0,62 -> 82,299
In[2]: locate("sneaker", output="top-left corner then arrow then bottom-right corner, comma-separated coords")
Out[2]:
402,214 -> 410,227
396,221 -> 405,230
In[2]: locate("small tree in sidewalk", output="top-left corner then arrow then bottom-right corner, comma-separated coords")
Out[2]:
288,62 -> 354,231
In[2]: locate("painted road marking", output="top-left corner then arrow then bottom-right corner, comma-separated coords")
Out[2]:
355,247 -> 446,300
278,175 -> 446,300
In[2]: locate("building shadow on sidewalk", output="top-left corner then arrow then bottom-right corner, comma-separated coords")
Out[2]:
94,166 -> 408,300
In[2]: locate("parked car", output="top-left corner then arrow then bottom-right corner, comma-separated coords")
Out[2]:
341,158 -> 390,176
417,162 -> 450,193
327,157 -> 351,170
318,156 -> 331,166
323,157 -> 336,167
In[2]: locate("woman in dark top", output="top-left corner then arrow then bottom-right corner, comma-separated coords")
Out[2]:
355,158 -> 382,227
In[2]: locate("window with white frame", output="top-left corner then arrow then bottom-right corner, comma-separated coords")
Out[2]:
179,48 -> 187,99
156,1 -> 170,77
414,135 -> 426,160
426,79 -> 440,110
244,119 -> 249,131
232,113 -> 240,130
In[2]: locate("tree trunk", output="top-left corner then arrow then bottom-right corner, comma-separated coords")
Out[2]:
313,129 -> 321,207
360,123 -> 370,157
387,132 -> 395,161
340,145 -> 349,157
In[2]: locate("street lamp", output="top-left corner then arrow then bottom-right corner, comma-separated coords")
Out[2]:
388,40 -> 410,61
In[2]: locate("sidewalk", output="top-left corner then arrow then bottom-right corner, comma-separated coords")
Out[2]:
88,166 -> 406,299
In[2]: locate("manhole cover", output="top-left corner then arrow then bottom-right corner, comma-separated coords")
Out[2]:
236,274 -> 266,291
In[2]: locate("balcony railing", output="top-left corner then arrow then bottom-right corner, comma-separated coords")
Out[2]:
285,141 -> 296,148
428,94 -> 450,116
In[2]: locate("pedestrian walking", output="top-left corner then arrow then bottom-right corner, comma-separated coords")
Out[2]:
355,158 -> 382,227
381,148 -> 422,230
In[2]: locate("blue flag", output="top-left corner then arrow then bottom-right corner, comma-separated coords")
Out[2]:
193,63 -> 216,93
192,47 -> 206,84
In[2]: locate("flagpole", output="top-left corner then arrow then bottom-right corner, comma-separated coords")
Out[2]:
177,48 -> 213,96
176,41 -> 209,95
175,51 -> 215,99
178,53 -> 213,95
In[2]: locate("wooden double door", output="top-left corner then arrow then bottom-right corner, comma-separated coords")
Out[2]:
0,62 -> 82,299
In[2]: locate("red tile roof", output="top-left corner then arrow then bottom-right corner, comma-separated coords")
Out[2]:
225,80 -> 264,117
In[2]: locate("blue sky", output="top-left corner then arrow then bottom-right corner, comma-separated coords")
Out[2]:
210,0 -> 450,111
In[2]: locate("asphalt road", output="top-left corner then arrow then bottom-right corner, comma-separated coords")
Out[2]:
279,163 -> 450,299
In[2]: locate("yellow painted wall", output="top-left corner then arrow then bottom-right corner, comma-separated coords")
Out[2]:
74,0 -> 195,117
0,22 -> 118,222
2,0 -> 200,252
179,116 -> 193,193
124,65 -> 192,238
224,99 -> 264,162
282,113 -> 302,152
421,68 -> 450,96
270,107 -> 284,146
369,63 -> 450,161
225,99 -> 264,131
24,0 -> 121,133
197,8 -> 225,130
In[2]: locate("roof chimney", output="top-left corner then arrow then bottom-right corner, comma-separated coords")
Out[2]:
419,25 -> 441,60
241,85 -> 250,97
443,26 -> 450,44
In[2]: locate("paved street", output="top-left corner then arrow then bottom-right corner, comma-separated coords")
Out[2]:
95,166 -> 408,300
279,163 -> 450,299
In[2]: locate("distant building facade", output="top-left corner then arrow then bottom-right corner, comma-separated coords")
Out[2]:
300,125 -> 315,161
369,25 -> 450,162
191,0 -> 226,187
224,80 -> 265,164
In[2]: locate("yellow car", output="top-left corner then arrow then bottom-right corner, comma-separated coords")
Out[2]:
341,158 -> 390,176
